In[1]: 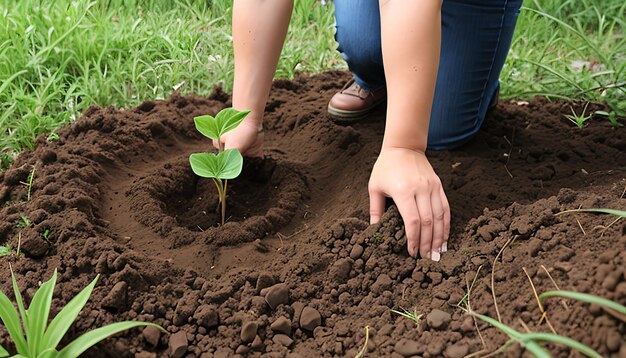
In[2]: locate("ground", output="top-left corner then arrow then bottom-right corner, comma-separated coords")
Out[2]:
0,71 -> 624,357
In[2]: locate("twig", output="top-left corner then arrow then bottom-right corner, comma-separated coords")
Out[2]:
540,265 -> 569,311
492,235 -> 517,322
466,266 -> 487,351
593,216 -> 623,238
522,267 -> 557,334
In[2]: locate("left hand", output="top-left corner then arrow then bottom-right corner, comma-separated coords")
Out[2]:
368,147 -> 450,261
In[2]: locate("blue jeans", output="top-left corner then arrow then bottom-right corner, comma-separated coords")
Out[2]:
334,0 -> 523,150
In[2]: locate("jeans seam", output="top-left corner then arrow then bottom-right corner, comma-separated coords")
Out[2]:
475,0 -> 508,126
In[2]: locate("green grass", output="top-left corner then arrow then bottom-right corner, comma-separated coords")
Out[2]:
0,0 -> 624,169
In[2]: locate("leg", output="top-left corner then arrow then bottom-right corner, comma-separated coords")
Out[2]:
334,0 -> 385,90
427,0 -> 523,150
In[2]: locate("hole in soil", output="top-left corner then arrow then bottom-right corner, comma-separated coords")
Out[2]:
167,158 -> 276,231
125,155 -> 308,247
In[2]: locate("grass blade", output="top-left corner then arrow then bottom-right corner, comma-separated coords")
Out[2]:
42,275 -> 100,349
0,345 -> 8,357
0,290 -> 28,353
9,264 -> 30,356
25,269 -> 57,356
556,208 -> 626,218
354,325 -> 369,358
539,290 -> 626,316
57,322 -> 163,358
525,333 -> 602,358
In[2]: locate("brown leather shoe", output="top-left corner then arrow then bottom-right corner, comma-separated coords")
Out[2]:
327,79 -> 387,120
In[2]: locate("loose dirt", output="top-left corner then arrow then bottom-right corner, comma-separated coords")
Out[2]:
0,71 -> 624,357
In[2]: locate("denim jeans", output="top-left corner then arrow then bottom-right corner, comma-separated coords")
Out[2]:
334,0 -> 523,150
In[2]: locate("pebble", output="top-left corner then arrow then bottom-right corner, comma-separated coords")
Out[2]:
265,283 -> 289,310
142,326 -> 161,347
256,272 -> 275,292
445,343 -> 469,358
350,244 -> 364,260
300,306 -> 322,331
240,322 -> 258,343
605,330 -> 621,352
168,331 -> 188,358
393,339 -> 420,357
251,335 -> 264,351
330,258 -> 353,281
426,309 -> 451,330
371,274 -> 393,294
271,316 -> 292,335
235,345 -> 250,354
272,334 -> 294,347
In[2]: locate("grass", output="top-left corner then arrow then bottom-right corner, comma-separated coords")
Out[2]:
0,0 -> 624,169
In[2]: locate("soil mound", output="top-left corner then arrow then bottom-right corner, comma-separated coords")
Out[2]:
0,71 -> 624,357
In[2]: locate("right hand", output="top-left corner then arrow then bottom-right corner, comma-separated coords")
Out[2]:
213,119 -> 264,157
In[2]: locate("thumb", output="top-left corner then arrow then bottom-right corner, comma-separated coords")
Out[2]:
369,187 -> 385,225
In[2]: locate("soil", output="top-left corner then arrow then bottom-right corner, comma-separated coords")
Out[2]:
0,70 -> 625,358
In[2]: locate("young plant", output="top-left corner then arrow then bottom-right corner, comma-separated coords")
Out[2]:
564,102 -> 591,128
15,214 -> 30,229
0,244 -> 12,258
0,266 -> 163,358
594,110 -> 624,127
189,108 -> 250,226
391,307 -> 423,326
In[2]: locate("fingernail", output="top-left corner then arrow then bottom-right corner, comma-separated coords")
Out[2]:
431,250 -> 440,262
442,242 -> 447,253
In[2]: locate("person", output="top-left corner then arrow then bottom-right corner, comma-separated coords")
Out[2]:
215,0 -> 522,262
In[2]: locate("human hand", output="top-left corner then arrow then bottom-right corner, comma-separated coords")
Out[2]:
213,118 -> 264,158
368,147 -> 450,261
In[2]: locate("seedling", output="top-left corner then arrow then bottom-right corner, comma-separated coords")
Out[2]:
0,244 -> 12,258
391,307 -> 423,326
15,214 -> 30,228
594,110 -> 624,127
0,266 -> 164,357
564,102 -> 591,128
42,229 -> 50,240
46,132 -> 60,142
539,290 -> 626,321
189,108 -> 250,226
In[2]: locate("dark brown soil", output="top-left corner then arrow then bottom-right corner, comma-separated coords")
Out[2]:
0,71 -> 625,358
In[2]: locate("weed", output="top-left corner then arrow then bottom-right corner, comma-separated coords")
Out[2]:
557,207 -> 626,219
564,102 -> 591,128
539,290 -> 626,321
0,266 -> 163,357
15,214 -> 30,228
42,229 -> 50,240
594,110 -> 623,127
0,244 -> 12,258
391,307 -> 423,326
189,108 -> 249,225
46,132 -> 60,142
372,232 -> 383,243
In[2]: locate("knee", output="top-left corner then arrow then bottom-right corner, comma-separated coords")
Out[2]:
427,110 -> 483,151
335,24 -> 382,70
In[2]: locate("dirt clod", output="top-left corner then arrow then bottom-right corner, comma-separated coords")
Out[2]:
168,331 -> 188,358
142,326 -> 161,348
101,281 -> 127,312
271,316 -> 292,335
427,309 -> 451,330
394,338 -> 420,357
272,334 -> 294,347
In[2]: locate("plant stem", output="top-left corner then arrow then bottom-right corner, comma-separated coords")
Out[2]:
221,179 -> 228,226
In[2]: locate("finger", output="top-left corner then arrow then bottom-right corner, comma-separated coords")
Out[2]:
368,187 -> 386,225
430,186 -> 445,255
440,186 -> 451,252
416,192 -> 434,261
394,195 -> 421,258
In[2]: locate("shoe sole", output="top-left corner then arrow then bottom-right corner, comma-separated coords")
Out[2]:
327,97 -> 387,123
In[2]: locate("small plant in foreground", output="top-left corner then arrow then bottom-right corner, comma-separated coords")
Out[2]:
594,110 -> 624,127
46,132 -> 60,142
0,266 -> 163,357
189,108 -> 250,226
0,244 -> 13,258
15,214 -> 30,228
391,307 -> 423,326
564,102 -> 591,128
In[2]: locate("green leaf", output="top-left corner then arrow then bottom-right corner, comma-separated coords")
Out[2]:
42,275 -> 100,350
189,149 -> 243,180
217,149 -> 243,179
556,208 -> 626,218
0,290 -> 28,354
26,269 -> 57,356
214,108 -> 251,135
193,108 -> 251,140
194,114 -> 220,140
36,347 -> 58,358
539,290 -> 626,316
525,333 -> 602,358
10,265 -> 30,356
0,345 -> 9,357
57,322 -> 163,358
